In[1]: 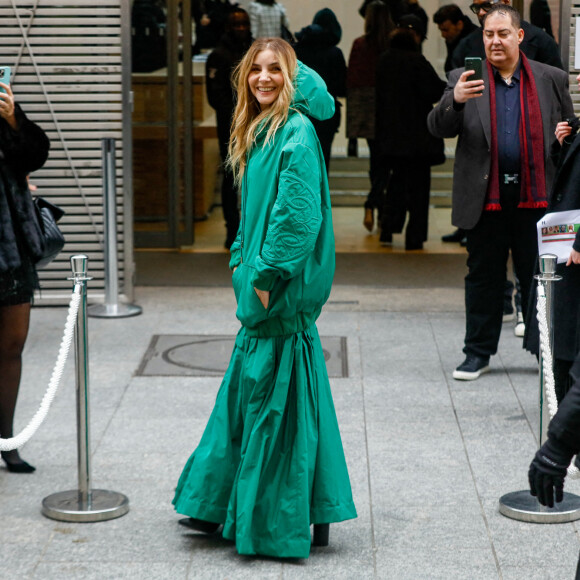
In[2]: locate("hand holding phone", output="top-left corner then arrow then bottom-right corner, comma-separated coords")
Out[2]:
453,57 -> 484,104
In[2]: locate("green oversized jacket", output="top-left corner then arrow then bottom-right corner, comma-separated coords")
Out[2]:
229,62 -> 335,337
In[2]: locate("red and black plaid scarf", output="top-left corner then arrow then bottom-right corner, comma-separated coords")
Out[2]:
485,53 -> 547,211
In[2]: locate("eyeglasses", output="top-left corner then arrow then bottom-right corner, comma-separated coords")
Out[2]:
469,1 -> 497,14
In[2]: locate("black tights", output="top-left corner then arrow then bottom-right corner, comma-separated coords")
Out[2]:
0,302 -> 31,464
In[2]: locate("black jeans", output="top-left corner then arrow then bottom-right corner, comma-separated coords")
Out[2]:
464,194 -> 544,357
364,139 -> 390,214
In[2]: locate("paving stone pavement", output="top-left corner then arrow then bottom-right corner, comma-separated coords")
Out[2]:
2,284 -> 579,579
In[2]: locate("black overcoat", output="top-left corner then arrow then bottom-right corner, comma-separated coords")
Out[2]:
525,133 -> 580,360
0,105 -> 50,272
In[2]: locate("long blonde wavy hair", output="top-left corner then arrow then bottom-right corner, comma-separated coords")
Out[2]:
227,38 -> 297,184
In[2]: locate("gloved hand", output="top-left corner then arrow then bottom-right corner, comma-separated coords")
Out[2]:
529,437 -> 576,507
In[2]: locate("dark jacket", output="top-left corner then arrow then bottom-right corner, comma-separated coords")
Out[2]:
0,105 -> 50,271
525,132 -> 580,360
193,0 -> 233,50
376,37 -> 446,162
549,355 -> 580,453
294,8 -> 346,133
451,20 -> 563,70
427,59 -> 573,230
206,32 -> 252,150
444,16 -> 478,74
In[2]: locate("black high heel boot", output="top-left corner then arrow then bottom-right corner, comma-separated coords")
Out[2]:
1,451 -> 36,473
178,517 -> 220,534
312,524 -> 330,547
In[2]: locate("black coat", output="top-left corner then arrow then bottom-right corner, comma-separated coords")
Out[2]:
525,133 -> 580,360
294,19 -> 346,135
0,105 -> 50,272
547,354 -> 580,453
205,33 -> 252,152
451,20 -> 563,70
376,44 -> 445,163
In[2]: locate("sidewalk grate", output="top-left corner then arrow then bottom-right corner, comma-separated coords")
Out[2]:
136,335 -> 349,378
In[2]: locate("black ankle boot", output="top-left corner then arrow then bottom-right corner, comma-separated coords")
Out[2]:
312,523 -> 330,546
178,517 -> 220,534
1,451 -> 36,473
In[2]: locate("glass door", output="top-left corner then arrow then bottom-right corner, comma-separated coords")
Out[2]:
131,0 -> 194,248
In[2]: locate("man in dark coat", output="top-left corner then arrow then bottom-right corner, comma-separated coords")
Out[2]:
525,111 -> 580,402
427,5 -> 573,380
528,109 -> 580,567
451,0 -> 562,70
294,8 -> 346,172
206,8 -> 252,249
433,4 -> 478,74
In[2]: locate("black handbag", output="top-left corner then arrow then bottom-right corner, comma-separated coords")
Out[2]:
33,197 -> 65,268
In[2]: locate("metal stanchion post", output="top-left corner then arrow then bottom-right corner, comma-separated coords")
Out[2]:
88,138 -> 141,319
42,255 -> 129,523
499,254 -> 580,523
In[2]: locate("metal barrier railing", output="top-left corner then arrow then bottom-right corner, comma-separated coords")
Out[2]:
88,138 -> 142,319
42,255 -> 129,522
499,254 -> 580,523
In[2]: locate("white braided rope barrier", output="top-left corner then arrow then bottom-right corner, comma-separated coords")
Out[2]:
0,284 -> 81,451
536,279 -> 580,478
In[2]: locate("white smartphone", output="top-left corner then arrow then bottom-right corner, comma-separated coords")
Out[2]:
0,67 -> 12,93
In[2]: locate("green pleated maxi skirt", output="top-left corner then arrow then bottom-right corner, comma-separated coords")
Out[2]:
172,324 -> 357,559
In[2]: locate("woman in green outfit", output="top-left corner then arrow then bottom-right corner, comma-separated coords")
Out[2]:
173,37 -> 357,559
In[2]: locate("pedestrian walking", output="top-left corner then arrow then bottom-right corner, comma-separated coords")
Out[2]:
173,37 -> 357,559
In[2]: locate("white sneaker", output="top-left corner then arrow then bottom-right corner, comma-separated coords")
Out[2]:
514,313 -> 525,337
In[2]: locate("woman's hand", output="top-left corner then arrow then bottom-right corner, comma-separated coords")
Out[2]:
555,121 -> 573,146
0,83 -> 17,130
566,248 -> 580,266
254,287 -> 269,309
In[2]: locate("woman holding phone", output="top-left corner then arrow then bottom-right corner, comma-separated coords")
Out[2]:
0,79 -> 51,473
173,37 -> 357,559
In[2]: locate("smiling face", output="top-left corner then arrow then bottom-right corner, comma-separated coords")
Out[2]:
483,11 -> 523,72
248,49 -> 285,111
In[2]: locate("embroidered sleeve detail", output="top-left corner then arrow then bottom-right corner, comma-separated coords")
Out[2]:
252,141 -> 323,287
261,174 -> 321,265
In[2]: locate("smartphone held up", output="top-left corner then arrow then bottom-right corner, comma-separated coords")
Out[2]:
0,66 -> 11,94
464,57 -> 483,95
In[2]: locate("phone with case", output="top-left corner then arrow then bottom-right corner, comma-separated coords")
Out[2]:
464,57 -> 482,81
464,57 -> 482,94
0,67 -> 11,93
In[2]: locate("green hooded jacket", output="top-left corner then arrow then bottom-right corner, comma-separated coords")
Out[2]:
229,62 -> 335,338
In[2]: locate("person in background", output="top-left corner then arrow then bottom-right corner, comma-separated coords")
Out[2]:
173,37 -> 357,558
402,0 -> 428,40
294,8 -> 346,172
0,84 -> 51,473
347,0 -> 394,233
433,4 -> 478,74
524,93 -> 580,404
247,0 -> 290,40
193,0 -> 234,52
451,0 -> 562,69
206,7 -> 253,248
530,0 -> 553,37
376,25 -> 445,249
427,4 -> 573,381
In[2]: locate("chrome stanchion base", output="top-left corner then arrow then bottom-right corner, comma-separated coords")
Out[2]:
87,303 -> 142,319
499,490 -> 580,523
42,489 -> 129,523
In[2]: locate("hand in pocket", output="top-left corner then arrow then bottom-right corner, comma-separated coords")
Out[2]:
254,287 -> 270,309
